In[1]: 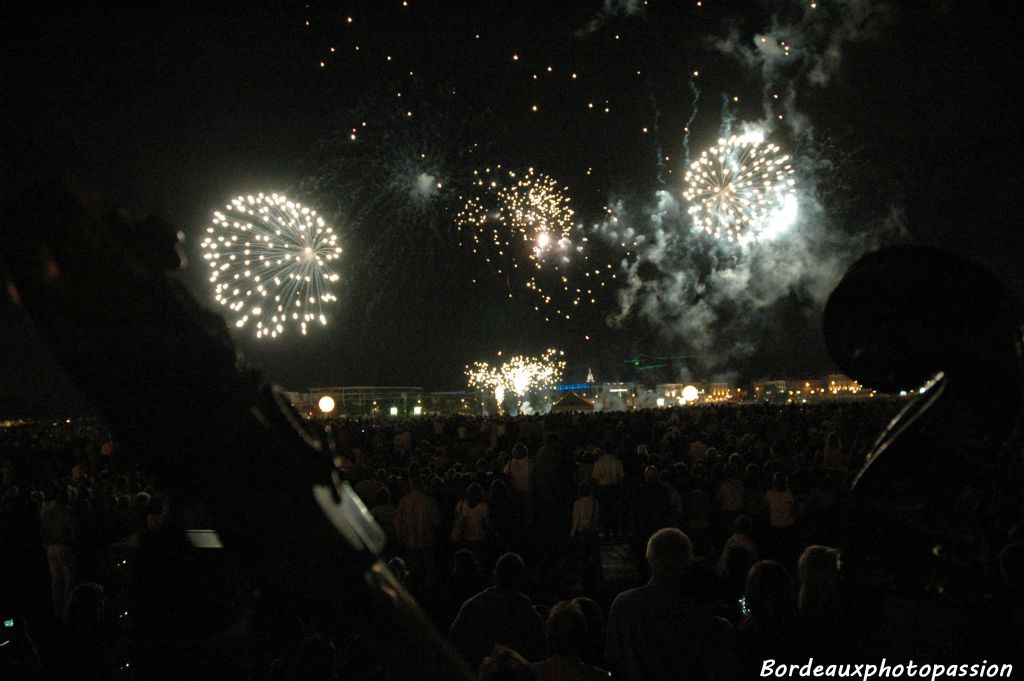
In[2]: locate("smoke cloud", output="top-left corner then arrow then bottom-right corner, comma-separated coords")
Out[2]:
411,172 -> 439,201
576,0 -> 647,37
601,3 -> 905,378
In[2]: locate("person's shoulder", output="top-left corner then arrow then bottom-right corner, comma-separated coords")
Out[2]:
507,587 -> 539,612
531,658 -> 556,677
709,613 -> 735,633
610,583 -> 649,609
459,586 -> 494,610
581,662 -> 612,681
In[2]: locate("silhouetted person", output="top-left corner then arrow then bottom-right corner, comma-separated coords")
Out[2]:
736,560 -> 799,678
451,553 -> 546,670
534,433 -> 573,506
569,597 -> 606,670
717,515 -> 758,577
40,488 -> 76,617
797,545 -> 846,660
441,549 -> 487,630
55,582 -> 111,681
532,601 -> 609,681
487,479 -> 517,555
395,477 -> 441,596
605,528 -> 739,681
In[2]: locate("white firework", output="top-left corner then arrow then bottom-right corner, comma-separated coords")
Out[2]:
683,135 -> 796,243
467,349 -> 566,412
200,193 -> 343,339
457,167 -> 617,322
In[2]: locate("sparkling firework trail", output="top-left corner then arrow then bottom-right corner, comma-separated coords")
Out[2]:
456,167 -> 617,322
466,348 -> 566,410
200,193 -> 342,339
683,134 -> 795,243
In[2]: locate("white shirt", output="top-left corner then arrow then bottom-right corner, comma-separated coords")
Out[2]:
505,457 -> 533,494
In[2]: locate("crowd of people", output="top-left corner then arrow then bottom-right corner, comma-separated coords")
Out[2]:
1,400 -> 1022,680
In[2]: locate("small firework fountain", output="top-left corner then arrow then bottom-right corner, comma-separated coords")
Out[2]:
466,348 -> 566,414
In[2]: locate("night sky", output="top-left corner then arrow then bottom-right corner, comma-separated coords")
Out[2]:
3,1 -> 1023,414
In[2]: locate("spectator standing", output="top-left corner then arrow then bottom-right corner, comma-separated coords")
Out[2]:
822,432 -> 848,477
717,515 -> 758,577
736,560 -> 799,677
715,463 -> 745,531
487,479 -> 518,555
453,483 -> 491,561
570,483 -> 600,540
634,466 -> 673,549
395,478 -> 441,596
570,482 -> 601,591
532,601 -> 609,681
439,549 -> 487,630
40,488 -> 76,617
534,433 -> 575,547
570,597 -> 606,670
450,553 -> 547,670
505,444 -> 534,516
370,488 -> 399,553
797,545 -> 846,660
535,434 -> 573,505
763,473 -> 796,559
605,529 -> 739,681
688,434 -> 709,467
590,449 -> 623,536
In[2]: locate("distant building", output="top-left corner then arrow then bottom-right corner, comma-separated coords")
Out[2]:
750,376 -> 881,403
591,382 -> 641,411
290,386 -> 424,417
424,391 -> 478,415
657,383 -> 701,402
706,382 -> 733,402
827,373 -> 863,395
752,380 -> 787,402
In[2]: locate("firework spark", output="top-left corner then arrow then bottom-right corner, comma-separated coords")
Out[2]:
466,348 -> 566,412
457,167 -> 615,321
300,95 -> 475,316
200,193 -> 342,339
683,134 -> 796,243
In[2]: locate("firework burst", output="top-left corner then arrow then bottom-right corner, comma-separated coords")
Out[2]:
457,167 -> 615,321
300,95 -> 478,317
466,348 -> 566,412
683,135 -> 796,243
200,193 -> 342,339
